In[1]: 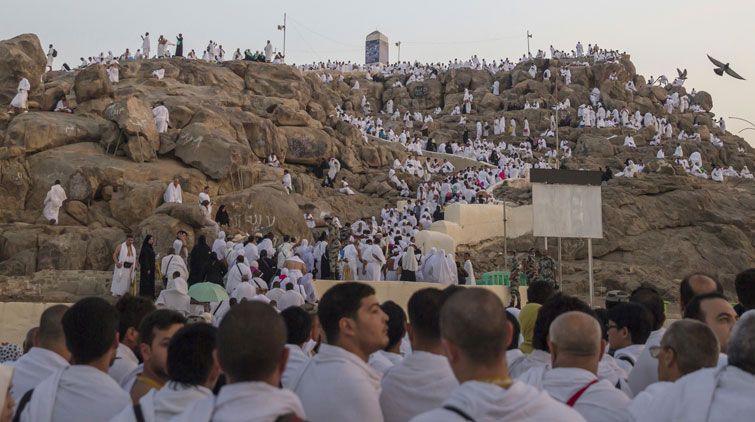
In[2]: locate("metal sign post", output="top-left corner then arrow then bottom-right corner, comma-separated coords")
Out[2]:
588,238 -> 594,306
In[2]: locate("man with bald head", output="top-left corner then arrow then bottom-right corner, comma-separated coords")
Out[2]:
9,305 -> 71,403
637,311 -> 755,421
411,289 -> 582,422
627,319 -> 720,421
628,273 -> 723,395
518,311 -> 630,421
679,273 -> 722,314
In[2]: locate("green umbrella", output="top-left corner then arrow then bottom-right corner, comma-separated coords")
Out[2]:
188,282 -> 229,303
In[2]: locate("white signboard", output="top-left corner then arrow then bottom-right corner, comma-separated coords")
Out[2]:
532,183 -> 603,239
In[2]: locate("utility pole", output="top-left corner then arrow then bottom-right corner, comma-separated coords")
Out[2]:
503,199 -> 508,270
395,41 -> 401,63
526,30 -> 532,57
277,13 -> 287,59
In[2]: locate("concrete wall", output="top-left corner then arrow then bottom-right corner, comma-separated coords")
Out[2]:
370,135 -> 491,171
0,302 -> 70,344
433,203 -> 533,246
313,280 -> 509,312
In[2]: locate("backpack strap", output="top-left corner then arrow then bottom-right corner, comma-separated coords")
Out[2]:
617,355 -> 636,367
133,403 -> 145,422
442,405 -> 475,421
12,388 -> 34,422
566,379 -> 599,407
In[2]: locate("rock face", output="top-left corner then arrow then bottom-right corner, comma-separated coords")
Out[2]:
0,34 -> 46,105
0,32 -> 753,304
4,112 -> 117,154
474,175 -> 755,300
103,96 -> 160,161
74,64 -> 113,103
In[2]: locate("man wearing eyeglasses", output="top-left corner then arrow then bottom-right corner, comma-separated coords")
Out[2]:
626,319 -> 719,420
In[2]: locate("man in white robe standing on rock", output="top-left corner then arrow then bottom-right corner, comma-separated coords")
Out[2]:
42,180 -> 67,224
164,178 -> 183,203
141,32 -> 151,59
412,288 -> 583,422
9,77 -> 30,113
111,234 -> 137,297
153,102 -> 170,133
46,44 -> 55,71
264,40 -> 273,62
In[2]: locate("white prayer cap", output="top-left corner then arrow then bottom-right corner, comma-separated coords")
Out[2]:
218,231 -> 226,240
237,249 -> 246,256
172,239 -> 183,253
250,260 -> 259,269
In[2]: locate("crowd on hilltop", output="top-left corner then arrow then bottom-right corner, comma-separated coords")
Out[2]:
2,270 -> 755,421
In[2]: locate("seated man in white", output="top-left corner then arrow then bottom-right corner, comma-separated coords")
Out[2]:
381,288 -> 459,422
111,323 -> 220,422
627,319 -> 720,421
411,289 -> 583,422
607,303 -> 653,375
633,310 -> 755,422
16,298 -> 130,422
517,311 -> 630,422
155,271 -> 192,315
291,282 -> 388,422
172,302 -> 305,421
10,305 -> 71,403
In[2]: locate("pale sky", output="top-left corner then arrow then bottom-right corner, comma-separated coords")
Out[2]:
3,0 -> 754,144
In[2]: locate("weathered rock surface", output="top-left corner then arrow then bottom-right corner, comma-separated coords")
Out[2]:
0,34 -> 46,105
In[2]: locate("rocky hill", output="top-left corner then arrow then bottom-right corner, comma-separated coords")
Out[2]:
0,33 -> 753,301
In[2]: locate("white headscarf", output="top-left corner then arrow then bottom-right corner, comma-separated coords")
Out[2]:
212,232 -> 226,259
402,246 -> 418,271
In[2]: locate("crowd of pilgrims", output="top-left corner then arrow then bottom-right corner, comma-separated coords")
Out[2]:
17,39 -> 755,181
2,270 -> 755,421
305,42 -> 753,183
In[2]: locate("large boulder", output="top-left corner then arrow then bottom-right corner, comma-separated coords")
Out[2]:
279,126 -> 338,166
693,91 -> 713,112
406,80 -> 443,110
3,112 -> 117,154
108,181 -> 165,228
40,77 -> 73,111
575,134 -> 617,157
217,184 -> 312,240
175,123 -> 252,180
0,156 -> 30,214
103,96 -> 160,150
243,114 -> 288,160
136,214 -> 194,258
0,34 -> 46,106
271,104 -> 322,128
74,64 -> 113,103
244,62 -> 312,106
